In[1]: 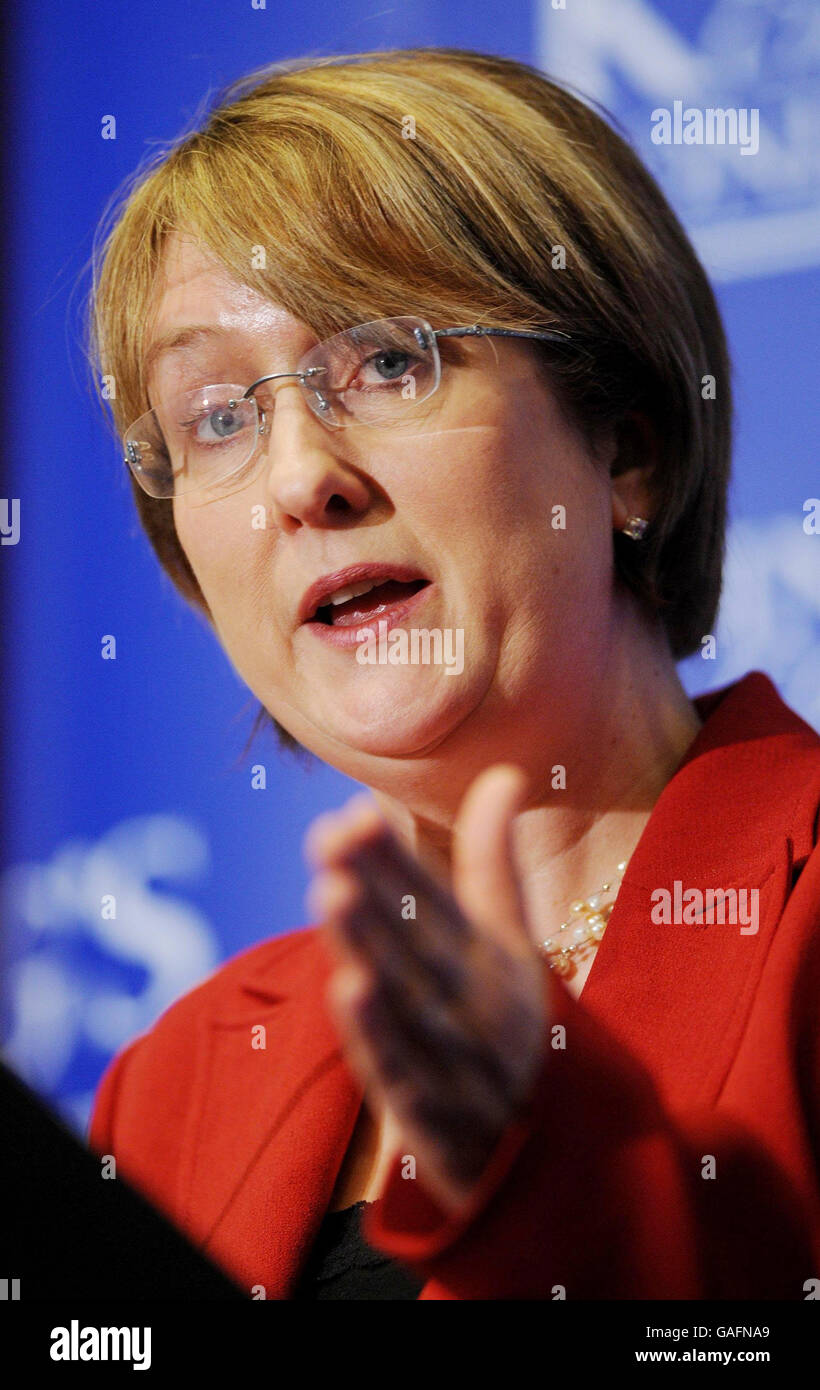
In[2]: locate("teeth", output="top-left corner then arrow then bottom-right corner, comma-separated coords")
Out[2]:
327,580 -> 377,606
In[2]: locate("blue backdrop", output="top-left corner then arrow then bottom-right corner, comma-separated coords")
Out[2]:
2,0 -> 818,1134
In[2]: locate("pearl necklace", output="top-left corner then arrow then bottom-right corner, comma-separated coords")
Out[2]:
538,860 -> 628,973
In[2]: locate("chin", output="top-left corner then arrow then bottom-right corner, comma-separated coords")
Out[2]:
307,679 -> 478,760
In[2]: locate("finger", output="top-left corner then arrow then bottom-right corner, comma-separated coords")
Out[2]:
352,974 -> 512,1121
307,795 -> 467,945
326,849 -> 472,1009
320,909 -> 485,1101
325,960 -> 389,1092
306,865 -> 361,966
304,794 -> 390,870
308,799 -> 475,1004
320,864 -> 547,1121
310,863 -> 450,1003
336,971 -> 419,1091
451,764 -> 531,951
352,984 -> 514,1200
326,955 -> 433,1103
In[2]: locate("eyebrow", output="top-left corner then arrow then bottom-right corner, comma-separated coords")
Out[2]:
143,325 -> 230,380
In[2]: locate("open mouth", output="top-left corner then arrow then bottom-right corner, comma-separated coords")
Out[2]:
310,578 -> 430,629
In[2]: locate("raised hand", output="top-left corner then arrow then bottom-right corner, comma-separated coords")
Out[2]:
304,764 -> 547,1214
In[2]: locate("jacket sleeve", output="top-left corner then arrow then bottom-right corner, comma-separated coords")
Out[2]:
363,858 -> 820,1300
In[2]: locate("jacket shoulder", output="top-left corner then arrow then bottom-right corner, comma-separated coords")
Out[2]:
137,923 -> 325,1042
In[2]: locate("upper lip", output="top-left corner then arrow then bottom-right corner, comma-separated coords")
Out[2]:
298,563 -> 430,624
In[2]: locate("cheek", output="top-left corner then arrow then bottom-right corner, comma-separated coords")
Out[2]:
172,501 -> 215,603
172,499 -> 255,625
412,389 -> 603,559
171,496 -> 196,564
452,401 -> 612,625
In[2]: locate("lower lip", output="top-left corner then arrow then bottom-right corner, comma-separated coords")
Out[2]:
302,583 -> 434,648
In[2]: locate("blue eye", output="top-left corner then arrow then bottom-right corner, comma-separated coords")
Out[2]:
201,406 -> 243,440
178,401 -> 251,445
368,349 -> 411,380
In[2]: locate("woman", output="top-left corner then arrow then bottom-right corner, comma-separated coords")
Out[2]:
87,47 -> 820,1300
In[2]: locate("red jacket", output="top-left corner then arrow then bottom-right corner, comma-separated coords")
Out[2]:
88,671 -> 820,1299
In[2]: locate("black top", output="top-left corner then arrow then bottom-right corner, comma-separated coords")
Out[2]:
292,1200 -> 424,1300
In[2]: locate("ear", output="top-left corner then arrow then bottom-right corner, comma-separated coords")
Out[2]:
607,411 -> 658,532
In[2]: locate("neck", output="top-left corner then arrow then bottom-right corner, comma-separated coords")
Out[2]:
371,608 -> 703,948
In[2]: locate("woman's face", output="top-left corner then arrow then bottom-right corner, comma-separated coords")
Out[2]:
151,233 -> 622,789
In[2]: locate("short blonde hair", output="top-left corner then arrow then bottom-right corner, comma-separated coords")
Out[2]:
89,46 -> 731,694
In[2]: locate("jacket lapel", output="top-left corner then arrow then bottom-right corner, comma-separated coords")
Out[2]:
179,937 -> 363,1298
581,671 -> 812,1110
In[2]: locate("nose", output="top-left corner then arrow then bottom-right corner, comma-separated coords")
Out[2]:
257,378 -> 373,531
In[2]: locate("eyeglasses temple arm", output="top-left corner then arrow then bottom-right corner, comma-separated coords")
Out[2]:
432,326 -> 572,343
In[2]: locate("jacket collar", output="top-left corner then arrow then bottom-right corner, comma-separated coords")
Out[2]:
191,670 -> 818,1294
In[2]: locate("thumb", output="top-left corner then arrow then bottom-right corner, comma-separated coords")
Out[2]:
451,763 -> 531,952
